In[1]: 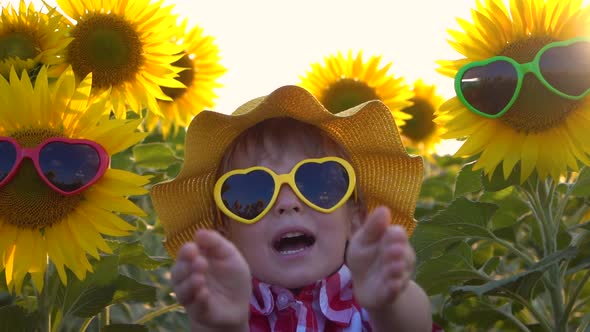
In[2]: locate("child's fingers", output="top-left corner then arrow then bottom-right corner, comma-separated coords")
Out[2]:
195,229 -> 238,260
174,274 -> 205,306
171,242 -> 203,283
176,242 -> 199,262
356,206 -> 390,245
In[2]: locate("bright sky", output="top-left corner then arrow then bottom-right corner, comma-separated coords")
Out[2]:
3,0 -> 478,154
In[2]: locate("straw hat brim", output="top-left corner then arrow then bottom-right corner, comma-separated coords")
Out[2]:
150,85 -> 423,256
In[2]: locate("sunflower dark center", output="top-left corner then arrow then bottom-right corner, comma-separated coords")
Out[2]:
161,53 -> 194,101
0,129 -> 82,230
0,31 -> 39,61
321,79 -> 379,114
400,97 -> 436,141
498,36 -> 579,133
67,13 -> 143,89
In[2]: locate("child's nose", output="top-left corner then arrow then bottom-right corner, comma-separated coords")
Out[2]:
274,184 -> 303,215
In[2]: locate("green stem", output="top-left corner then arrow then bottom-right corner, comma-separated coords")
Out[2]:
134,303 -> 183,325
524,177 -> 566,332
79,317 -> 95,332
503,289 -> 552,332
478,299 -> 531,332
98,306 -> 110,329
561,269 -> 590,327
494,237 -> 535,265
521,183 -> 549,256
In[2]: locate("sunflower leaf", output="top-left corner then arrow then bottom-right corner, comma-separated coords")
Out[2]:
415,241 -> 487,295
56,256 -> 119,319
111,275 -> 157,304
411,197 -> 499,261
443,299 -> 528,331
480,187 -> 529,230
108,240 -> 172,270
132,143 -> 181,170
451,246 -> 578,300
454,161 -> 483,198
482,163 -> 521,192
419,172 -> 455,203
572,167 -> 590,197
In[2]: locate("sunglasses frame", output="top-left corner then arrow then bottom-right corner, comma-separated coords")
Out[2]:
0,136 -> 110,196
213,156 -> 357,224
455,37 -> 590,118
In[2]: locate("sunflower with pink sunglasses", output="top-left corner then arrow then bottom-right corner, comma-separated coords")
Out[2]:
0,66 -> 150,294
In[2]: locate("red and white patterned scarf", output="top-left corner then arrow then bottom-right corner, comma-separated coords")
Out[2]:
249,265 -> 372,332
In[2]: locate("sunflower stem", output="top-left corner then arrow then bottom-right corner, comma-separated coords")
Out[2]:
561,268 -> 590,329
134,303 -> 182,325
523,176 -> 565,332
98,306 -> 110,328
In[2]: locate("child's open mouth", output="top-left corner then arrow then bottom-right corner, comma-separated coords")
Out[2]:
273,231 -> 316,255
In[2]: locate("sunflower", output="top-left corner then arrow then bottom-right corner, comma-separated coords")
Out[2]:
145,22 -> 226,138
0,66 -> 150,294
56,0 -> 185,118
437,0 -> 590,182
298,50 -> 413,126
0,0 -> 71,78
399,79 -> 446,155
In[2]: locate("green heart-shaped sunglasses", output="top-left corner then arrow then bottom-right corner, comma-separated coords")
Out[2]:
455,37 -> 590,118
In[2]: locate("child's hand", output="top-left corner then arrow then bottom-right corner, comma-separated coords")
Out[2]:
346,206 -> 416,312
171,230 -> 251,331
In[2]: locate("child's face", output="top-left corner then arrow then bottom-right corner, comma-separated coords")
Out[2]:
225,145 -> 358,289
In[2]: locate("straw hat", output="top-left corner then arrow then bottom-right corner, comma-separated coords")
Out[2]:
150,85 -> 423,256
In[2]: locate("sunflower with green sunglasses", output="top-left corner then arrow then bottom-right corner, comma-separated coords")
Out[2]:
455,37 -> 590,118
437,0 -> 590,182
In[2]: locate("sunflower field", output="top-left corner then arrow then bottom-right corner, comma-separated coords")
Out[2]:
0,0 -> 589,331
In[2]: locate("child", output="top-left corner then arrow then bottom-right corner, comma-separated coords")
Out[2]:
151,85 -> 437,332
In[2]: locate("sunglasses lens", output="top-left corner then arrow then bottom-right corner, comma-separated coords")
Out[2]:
0,140 -> 17,182
39,142 -> 102,192
295,160 -> 351,209
540,41 -> 590,96
460,60 -> 518,116
220,170 -> 274,221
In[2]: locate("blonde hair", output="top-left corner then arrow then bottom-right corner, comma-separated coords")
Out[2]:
215,117 -> 366,230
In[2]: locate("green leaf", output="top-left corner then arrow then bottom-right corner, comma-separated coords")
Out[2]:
530,219 -> 572,252
56,256 -> 119,318
109,241 -> 171,270
411,197 -> 499,261
454,162 -> 483,198
452,246 -> 578,300
572,167 -> 590,197
443,299 -> 524,331
482,163 -> 521,192
132,143 -> 180,170
112,275 -> 157,304
419,173 -> 455,203
481,187 -> 530,230
480,256 -> 501,275
567,235 -> 590,275
0,305 -> 42,332
416,242 -> 487,295
101,324 -> 148,332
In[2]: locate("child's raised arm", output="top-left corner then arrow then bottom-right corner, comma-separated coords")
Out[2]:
171,230 -> 252,332
347,206 -> 433,332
